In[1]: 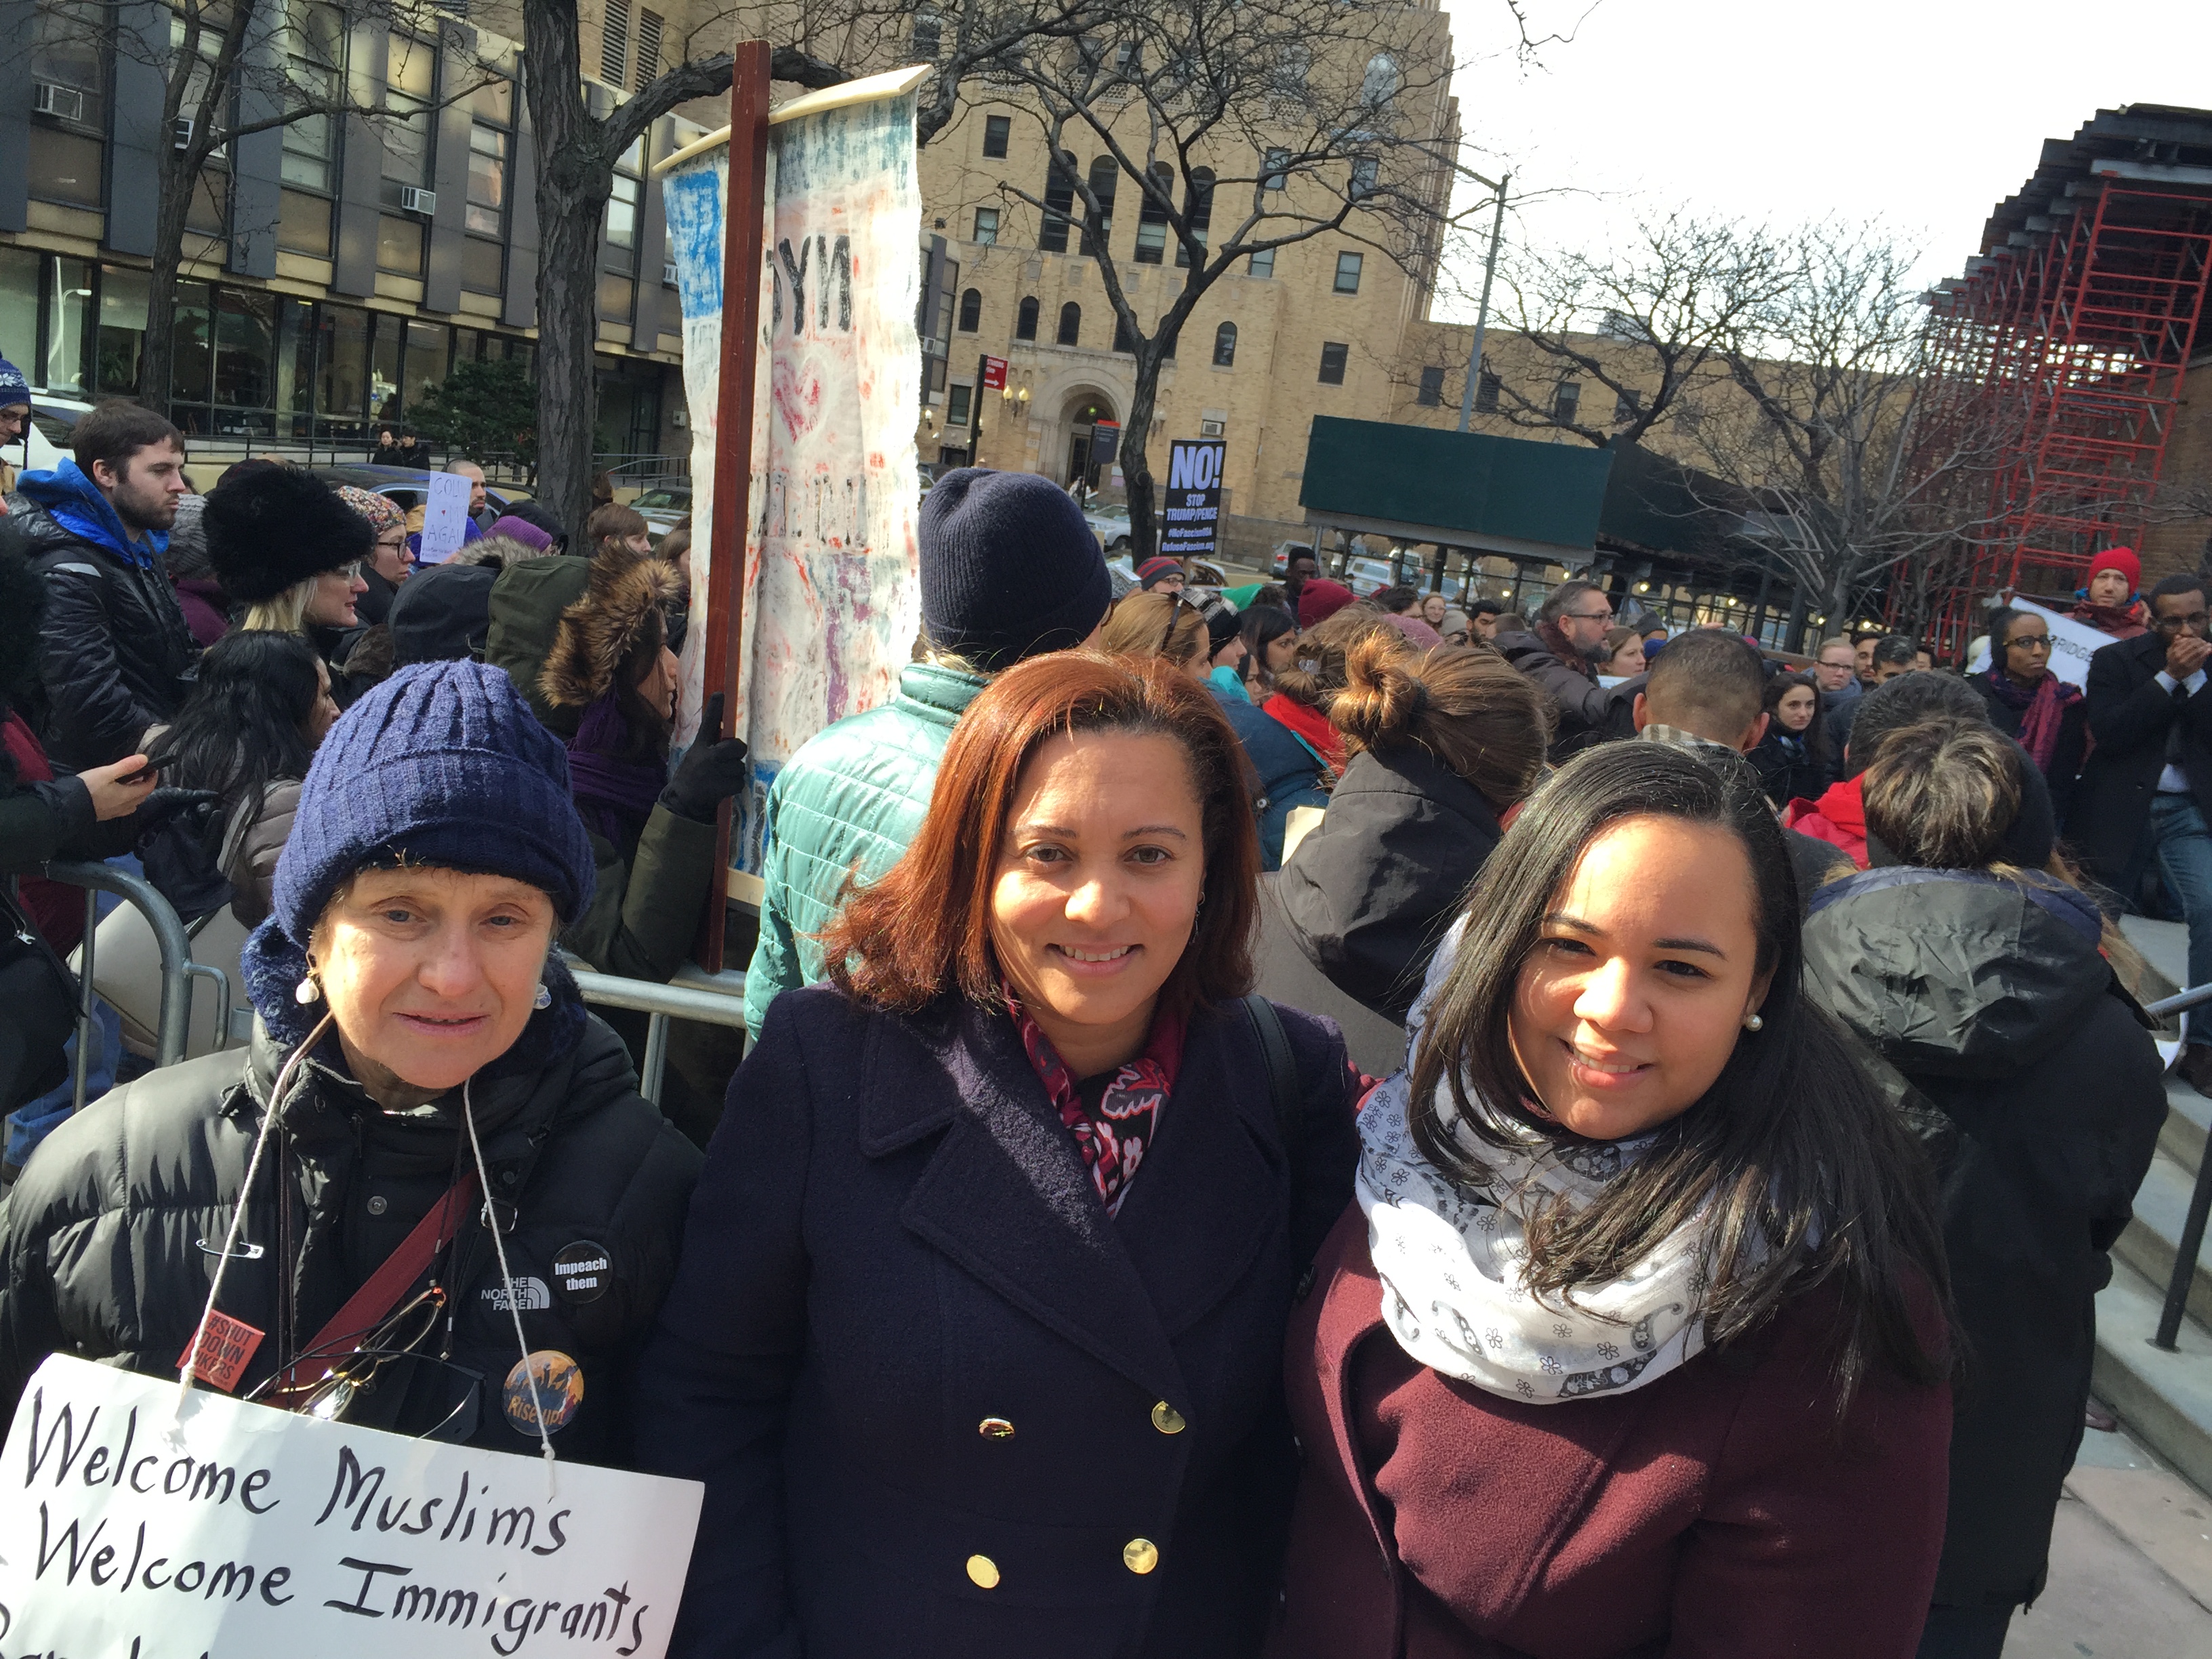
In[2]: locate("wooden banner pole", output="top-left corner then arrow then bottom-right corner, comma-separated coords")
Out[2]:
698,39 -> 773,974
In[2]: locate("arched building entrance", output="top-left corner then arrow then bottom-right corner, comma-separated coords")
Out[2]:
1044,384 -> 1120,494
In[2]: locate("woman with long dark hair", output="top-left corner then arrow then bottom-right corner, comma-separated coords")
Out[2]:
1748,668 -> 1829,808
1274,741 -> 1954,1659
1240,604 -> 1299,698
634,651 -> 1359,1659
1967,605 -> 2087,826
1805,719 -> 2164,1658
144,628 -> 337,925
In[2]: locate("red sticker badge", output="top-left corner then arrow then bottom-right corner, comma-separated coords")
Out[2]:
178,1311 -> 266,1393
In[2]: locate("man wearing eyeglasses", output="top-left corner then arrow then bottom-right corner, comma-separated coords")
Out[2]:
1491,578 -> 1631,760
2076,573 -> 2212,1092
0,357 -> 32,504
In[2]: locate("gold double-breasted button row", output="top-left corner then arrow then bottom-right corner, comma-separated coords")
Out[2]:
963,1402 -> 1175,1589
965,1540 -> 1158,1590
976,1401 -> 1184,1439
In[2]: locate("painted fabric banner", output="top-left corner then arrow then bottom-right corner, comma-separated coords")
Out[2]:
659,79 -> 923,869
0,1353 -> 703,1659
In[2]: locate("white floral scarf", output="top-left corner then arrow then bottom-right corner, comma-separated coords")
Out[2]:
1355,933 -> 1713,1404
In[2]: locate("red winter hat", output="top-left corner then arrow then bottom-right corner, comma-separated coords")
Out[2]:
1298,578 -> 1355,629
2089,546 -> 2141,591
1136,556 -> 1182,589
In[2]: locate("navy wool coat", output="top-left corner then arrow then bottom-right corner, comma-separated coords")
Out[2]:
632,984 -> 1359,1659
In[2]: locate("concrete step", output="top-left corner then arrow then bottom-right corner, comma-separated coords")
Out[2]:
2092,1256 -> 2212,1498
2116,1148 -> 2212,1330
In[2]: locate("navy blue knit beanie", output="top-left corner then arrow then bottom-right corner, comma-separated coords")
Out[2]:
918,468 -> 1110,672
270,660 -> 597,947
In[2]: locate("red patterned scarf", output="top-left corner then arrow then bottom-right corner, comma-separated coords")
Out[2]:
1010,994 -> 1186,1216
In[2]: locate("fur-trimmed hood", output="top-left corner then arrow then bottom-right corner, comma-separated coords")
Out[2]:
539,554 -> 681,709
446,533 -> 556,574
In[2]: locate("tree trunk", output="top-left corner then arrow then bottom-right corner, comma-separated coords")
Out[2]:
1123,348 -> 1161,563
138,153 -> 197,419
523,0 -> 613,541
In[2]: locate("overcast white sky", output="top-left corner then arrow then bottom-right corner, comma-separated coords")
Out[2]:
1429,0 -> 2212,318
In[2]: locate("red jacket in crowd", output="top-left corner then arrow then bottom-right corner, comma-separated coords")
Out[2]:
1269,1214 -> 1952,1659
1783,776 -> 1868,869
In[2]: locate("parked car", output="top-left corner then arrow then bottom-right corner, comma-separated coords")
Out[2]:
16,399 -> 92,476
627,483 -> 692,537
307,465 -> 534,524
1085,508 -> 1133,554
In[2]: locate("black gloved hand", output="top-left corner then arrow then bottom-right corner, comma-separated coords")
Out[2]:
135,787 -> 220,832
661,693 -> 750,822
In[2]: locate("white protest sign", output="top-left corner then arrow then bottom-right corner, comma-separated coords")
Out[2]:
0,1354 -> 703,1659
2013,598 -> 2114,689
418,472 -> 474,566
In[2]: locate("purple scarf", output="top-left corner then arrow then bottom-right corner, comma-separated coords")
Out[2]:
565,692 -> 666,844
1986,666 -> 2081,773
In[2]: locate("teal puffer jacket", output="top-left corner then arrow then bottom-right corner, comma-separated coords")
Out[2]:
743,662 -> 985,1039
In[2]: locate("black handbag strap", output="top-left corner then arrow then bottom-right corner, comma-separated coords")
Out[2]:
1241,992 -> 1301,1163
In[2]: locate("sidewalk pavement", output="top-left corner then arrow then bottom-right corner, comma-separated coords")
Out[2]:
2004,1402 -> 2212,1656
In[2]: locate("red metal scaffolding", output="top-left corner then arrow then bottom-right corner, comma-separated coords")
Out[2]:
1910,110 -> 2212,655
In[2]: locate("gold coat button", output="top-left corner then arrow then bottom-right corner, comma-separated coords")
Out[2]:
1151,1400 -> 1187,1434
978,1416 -> 1015,1439
966,1554 -> 1001,1589
1123,1538 -> 1160,1575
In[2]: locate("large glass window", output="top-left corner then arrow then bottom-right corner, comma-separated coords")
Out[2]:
1057,302 -> 1080,347
1212,321 -> 1237,367
43,256 -> 94,396
1317,341 -> 1347,386
972,207 -> 999,245
279,190 -> 333,258
377,30 -> 435,274
275,297 -> 315,433
605,136 -> 644,277
1334,251 -> 1362,293
377,216 -> 425,276
461,238 -> 506,298
467,124 -> 508,236
1417,365 -> 1444,407
316,304 -> 369,430
983,115 -> 1010,159
1016,297 -> 1038,340
1134,162 -> 1170,264
958,289 -> 981,332
599,272 -> 637,326
170,283 -> 213,407
96,266 -> 150,396
0,251 -> 38,386
1248,246 -> 1274,278
404,319 -> 449,408
369,312 -> 402,419
1040,152 -> 1076,253
213,287 -> 276,411
1080,157 -> 1116,258
29,1 -> 105,209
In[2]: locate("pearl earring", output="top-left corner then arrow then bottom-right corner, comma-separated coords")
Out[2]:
1743,1012 -> 1763,1032
294,974 -> 321,1006
533,983 -> 552,1011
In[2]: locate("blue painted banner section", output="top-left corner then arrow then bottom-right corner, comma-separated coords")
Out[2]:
663,163 -> 726,319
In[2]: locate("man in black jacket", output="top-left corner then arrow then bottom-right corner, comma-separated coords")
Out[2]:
9,401 -> 200,769
2074,573 -> 2212,1089
1492,579 -> 1626,760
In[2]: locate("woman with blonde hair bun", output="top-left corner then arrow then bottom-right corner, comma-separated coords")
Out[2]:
1277,630 -> 1552,1019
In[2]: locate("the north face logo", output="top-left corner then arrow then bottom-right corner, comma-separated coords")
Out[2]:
483,1277 -> 552,1311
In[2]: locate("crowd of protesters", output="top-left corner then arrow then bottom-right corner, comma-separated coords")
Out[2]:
0,422 -> 2188,1659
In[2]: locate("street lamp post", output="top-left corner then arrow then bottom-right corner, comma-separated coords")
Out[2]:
1456,171 -> 1511,435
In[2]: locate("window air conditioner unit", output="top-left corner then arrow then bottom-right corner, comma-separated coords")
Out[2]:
399,186 -> 438,216
34,83 -> 85,123
663,260 -> 678,286
173,117 -> 194,149
1200,418 -> 1225,437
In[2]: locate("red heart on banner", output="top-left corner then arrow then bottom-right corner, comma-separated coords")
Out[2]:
773,358 -> 823,440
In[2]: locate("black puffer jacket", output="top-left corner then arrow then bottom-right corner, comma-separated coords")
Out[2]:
1275,745 -> 1503,1022
10,497 -> 200,769
1803,867 -> 2164,1610
0,968 -> 703,1460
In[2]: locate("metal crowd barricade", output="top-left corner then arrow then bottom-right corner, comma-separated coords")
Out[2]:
44,860 -> 211,1108
2146,982 -> 2212,1350
565,960 -> 747,1107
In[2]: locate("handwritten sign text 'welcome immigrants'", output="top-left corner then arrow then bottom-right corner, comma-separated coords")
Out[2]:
0,1355 -> 703,1659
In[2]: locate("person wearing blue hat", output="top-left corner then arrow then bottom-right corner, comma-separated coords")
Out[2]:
741,466 -> 1113,1044
0,660 -> 703,1454
0,357 -> 30,457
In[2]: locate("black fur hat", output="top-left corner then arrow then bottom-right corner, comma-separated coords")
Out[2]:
203,466 -> 373,606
